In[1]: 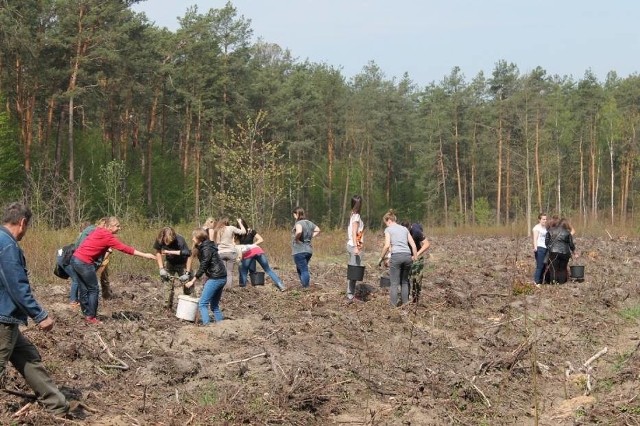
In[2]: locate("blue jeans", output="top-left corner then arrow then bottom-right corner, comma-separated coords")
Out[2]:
59,261 -> 80,303
239,254 -> 284,290
199,277 -> 226,325
238,258 -> 256,284
534,247 -> 548,284
71,257 -> 99,318
293,252 -> 312,288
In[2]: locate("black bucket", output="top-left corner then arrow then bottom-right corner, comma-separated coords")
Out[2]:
570,265 -> 585,280
250,272 -> 265,285
379,276 -> 390,288
347,265 -> 365,281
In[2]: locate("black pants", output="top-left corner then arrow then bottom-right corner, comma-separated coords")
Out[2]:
544,252 -> 570,284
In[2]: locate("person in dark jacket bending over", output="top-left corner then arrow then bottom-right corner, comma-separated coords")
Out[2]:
186,229 -> 227,325
154,227 -> 193,310
544,217 -> 576,284
0,202 -> 69,416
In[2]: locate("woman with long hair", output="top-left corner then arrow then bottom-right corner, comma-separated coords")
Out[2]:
237,218 -> 264,284
71,217 -> 156,324
379,210 -> 417,306
186,229 -> 227,325
211,217 -> 246,287
154,226 -> 193,310
291,207 -> 320,288
346,195 -> 364,301
532,213 -> 548,285
544,217 -> 576,284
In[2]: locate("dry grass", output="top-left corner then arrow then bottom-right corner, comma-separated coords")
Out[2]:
23,218 -> 640,288
27,224 -> 353,286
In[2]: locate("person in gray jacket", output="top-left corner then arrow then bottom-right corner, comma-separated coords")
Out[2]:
379,209 -> 417,306
0,202 -> 69,416
544,217 -> 576,284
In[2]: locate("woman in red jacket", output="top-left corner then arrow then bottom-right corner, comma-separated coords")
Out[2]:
71,217 -> 156,324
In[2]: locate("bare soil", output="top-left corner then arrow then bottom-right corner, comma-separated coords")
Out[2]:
2,235 -> 640,425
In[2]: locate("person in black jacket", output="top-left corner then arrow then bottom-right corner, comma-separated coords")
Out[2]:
154,227 -> 193,309
236,218 -> 264,284
186,228 -> 227,325
544,217 -> 576,284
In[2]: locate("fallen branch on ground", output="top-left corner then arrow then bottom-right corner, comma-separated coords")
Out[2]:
469,377 -> 491,408
3,388 -> 36,400
12,402 -> 32,417
226,352 -> 268,365
581,347 -> 608,371
95,332 -> 130,370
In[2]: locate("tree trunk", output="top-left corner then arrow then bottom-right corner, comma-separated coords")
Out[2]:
438,135 -> 448,226
579,137 -> 586,225
589,120 -> 597,220
471,123 -> 478,227
505,135 -> 511,223
535,110 -> 542,212
195,141 -> 201,222
454,122 -> 463,222
496,117 -> 503,225
327,121 -> 334,226
54,107 -> 65,179
14,58 -> 35,174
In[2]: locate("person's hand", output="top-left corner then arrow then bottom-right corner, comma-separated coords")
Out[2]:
179,272 -> 191,282
159,268 -> 169,278
38,316 -> 54,331
185,278 -> 195,288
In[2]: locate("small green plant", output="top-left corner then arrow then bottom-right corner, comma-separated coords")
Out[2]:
596,378 -> 614,392
618,404 -> 640,415
613,352 -> 631,372
512,280 -> 536,295
619,305 -> 640,320
289,290 -> 301,298
199,384 -> 218,406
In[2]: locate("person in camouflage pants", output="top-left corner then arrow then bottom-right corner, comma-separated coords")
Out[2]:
402,222 -> 431,303
409,256 -> 425,302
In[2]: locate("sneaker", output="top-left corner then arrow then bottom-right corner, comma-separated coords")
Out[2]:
84,316 -> 102,325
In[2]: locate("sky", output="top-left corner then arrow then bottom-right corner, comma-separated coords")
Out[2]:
131,0 -> 640,87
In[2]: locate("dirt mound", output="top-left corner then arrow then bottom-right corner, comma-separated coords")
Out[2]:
2,235 -> 639,424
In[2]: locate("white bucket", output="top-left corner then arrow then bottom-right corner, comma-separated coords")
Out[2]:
176,295 -> 199,321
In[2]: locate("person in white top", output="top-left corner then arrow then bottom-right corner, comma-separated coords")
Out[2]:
346,195 -> 364,301
532,213 -> 548,284
211,217 -> 246,287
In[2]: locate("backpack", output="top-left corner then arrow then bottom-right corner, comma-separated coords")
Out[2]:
60,243 -> 75,266
53,262 -> 69,279
53,244 -> 75,280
